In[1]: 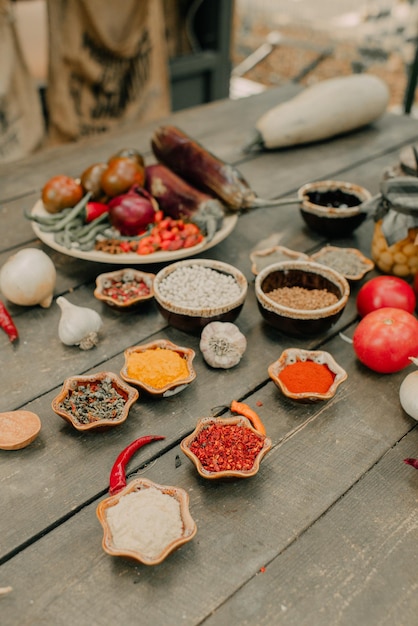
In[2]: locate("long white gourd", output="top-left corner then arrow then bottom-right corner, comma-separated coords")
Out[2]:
247,74 -> 390,151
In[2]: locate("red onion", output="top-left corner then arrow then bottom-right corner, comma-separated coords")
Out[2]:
108,186 -> 158,236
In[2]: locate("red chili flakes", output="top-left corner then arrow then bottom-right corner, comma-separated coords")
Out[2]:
189,422 -> 264,472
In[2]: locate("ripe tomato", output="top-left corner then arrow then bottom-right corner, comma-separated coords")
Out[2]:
356,275 -> 416,317
42,175 -> 84,214
353,307 -> 418,373
100,157 -> 145,197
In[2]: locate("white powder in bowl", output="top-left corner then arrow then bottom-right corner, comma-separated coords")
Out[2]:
106,486 -> 183,559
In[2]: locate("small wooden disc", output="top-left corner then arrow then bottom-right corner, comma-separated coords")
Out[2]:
0,410 -> 41,450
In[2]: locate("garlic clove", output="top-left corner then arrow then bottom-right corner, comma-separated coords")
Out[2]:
57,296 -> 103,350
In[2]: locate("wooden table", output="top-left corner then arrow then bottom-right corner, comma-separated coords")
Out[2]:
1,85 -> 418,626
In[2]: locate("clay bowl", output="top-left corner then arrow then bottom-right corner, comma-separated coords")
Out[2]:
96,478 -> 197,566
180,416 -> 272,480
254,260 -> 350,337
120,339 -> 196,397
153,258 -> 248,334
268,347 -> 348,403
51,371 -> 139,431
310,246 -> 375,281
298,180 -> 372,238
94,268 -> 155,310
250,245 -> 309,276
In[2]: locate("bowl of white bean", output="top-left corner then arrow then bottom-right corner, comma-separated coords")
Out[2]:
153,258 -> 248,333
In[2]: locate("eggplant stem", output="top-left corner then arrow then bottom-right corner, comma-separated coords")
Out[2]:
250,196 -> 300,209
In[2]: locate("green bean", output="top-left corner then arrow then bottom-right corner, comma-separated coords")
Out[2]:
25,208 -> 73,226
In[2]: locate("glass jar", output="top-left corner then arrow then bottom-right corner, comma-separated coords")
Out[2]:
371,220 -> 418,277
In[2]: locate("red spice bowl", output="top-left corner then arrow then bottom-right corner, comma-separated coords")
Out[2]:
51,371 -> 139,431
94,268 -> 155,310
96,478 -> 197,566
180,416 -> 272,480
120,339 -> 196,397
268,348 -> 348,403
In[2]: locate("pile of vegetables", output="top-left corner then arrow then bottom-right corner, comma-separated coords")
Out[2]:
29,138 -> 232,254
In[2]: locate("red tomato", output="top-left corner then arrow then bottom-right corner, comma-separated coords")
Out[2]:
42,175 -> 84,214
352,307 -> 418,373
414,273 -> 418,305
356,275 -> 416,317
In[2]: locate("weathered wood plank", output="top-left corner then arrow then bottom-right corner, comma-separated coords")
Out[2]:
1,358 -> 415,625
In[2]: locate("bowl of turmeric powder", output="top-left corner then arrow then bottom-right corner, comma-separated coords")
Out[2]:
268,348 -> 348,402
120,339 -> 196,397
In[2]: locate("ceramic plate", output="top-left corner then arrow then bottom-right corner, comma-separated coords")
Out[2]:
30,200 -> 238,265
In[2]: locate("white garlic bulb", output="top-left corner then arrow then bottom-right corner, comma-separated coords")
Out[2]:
57,296 -> 102,350
200,321 -> 247,369
0,248 -> 56,308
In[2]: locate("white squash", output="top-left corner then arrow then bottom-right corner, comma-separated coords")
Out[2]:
246,74 -> 390,151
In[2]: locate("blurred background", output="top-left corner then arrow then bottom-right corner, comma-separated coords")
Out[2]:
12,0 -> 418,118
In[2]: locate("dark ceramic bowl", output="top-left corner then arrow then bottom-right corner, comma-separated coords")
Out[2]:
298,180 -> 372,238
153,258 -> 248,334
254,260 -> 350,336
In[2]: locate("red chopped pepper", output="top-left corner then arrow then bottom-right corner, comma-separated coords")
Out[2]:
189,422 -> 264,472
85,201 -> 109,223
109,435 -> 165,495
0,300 -> 18,343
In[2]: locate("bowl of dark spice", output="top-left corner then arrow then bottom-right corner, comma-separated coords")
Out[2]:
51,371 -> 139,431
94,268 -> 155,310
120,339 -> 196,397
180,416 -> 272,480
298,180 -> 372,238
153,258 -> 247,334
268,348 -> 348,402
310,246 -> 375,281
255,260 -> 350,336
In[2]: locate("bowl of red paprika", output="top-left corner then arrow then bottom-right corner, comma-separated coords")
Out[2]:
180,415 -> 272,480
268,348 -> 348,402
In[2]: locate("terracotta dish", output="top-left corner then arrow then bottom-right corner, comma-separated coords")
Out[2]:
268,347 -> 348,402
250,245 -> 309,276
181,415 -> 272,480
94,268 -> 155,310
120,339 -> 196,397
51,371 -> 139,431
96,478 -> 197,566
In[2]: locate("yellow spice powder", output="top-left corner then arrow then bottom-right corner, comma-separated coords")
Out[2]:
127,347 -> 189,389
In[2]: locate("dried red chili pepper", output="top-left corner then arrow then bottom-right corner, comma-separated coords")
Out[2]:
230,400 -> 266,435
109,435 -> 165,495
0,300 -> 18,343
404,457 -> 418,469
